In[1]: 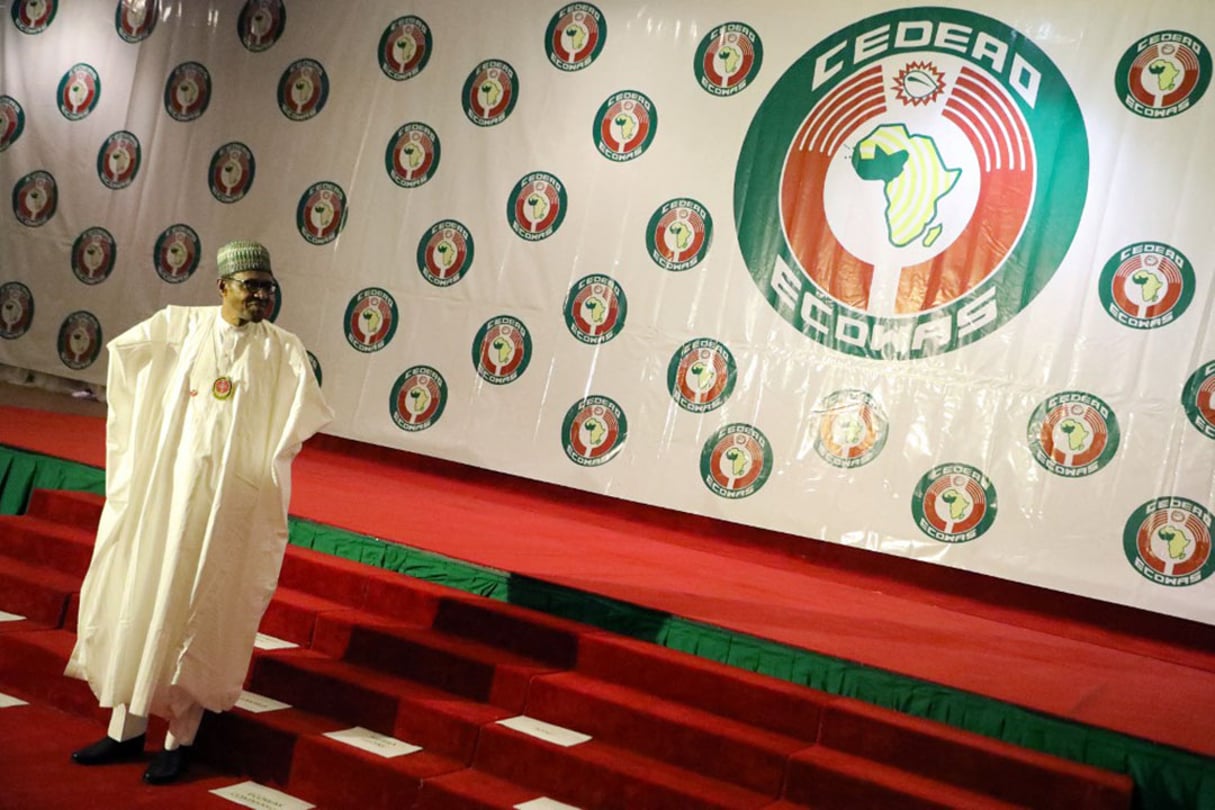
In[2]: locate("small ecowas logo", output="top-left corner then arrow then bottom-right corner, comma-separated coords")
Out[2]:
0,282 -> 34,340
11,0 -> 56,34
564,274 -> 626,345
1099,242 -> 1193,330
238,0 -> 285,52
1124,497 -> 1213,587
1182,361 -> 1215,441
297,181 -> 348,245
593,90 -> 657,162
811,389 -> 889,469
71,227 -> 117,285
209,142 -> 255,203
1116,31 -> 1210,119
508,171 -> 567,241
0,96 -> 25,151
116,0 -> 157,43
1027,391 -> 1120,477
736,8 -> 1088,360
647,197 -> 713,272
278,58 -> 328,121
694,22 -> 763,97
379,16 -> 432,81
546,4 -> 607,72
701,423 -> 773,499
164,62 -> 211,122
58,311 -> 102,370
417,219 -> 473,287
911,463 -> 997,543
12,170 -> 57,227
306,350 -> 322,386
667,338 -> 736,414
58,63 -> 100,121
385,122 -> 440,188
97,130 -> 141,190
153,224 -> 201,284
344,287 -> 397,353
472,315 -> 532,385
562,395 -> 627,466
390,366 -> 446,432
463,59 -> 518,127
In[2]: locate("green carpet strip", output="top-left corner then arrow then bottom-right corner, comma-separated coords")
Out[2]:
2,444 -> 1211,809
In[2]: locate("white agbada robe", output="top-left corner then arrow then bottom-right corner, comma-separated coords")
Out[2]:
66,305 -> 332,728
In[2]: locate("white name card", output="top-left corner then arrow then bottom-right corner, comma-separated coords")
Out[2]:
210,780 -> 315,810
323,726 -> 422,759
497,716 -> 592,748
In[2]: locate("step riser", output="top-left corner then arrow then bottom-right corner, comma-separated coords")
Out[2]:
0,571 -> 72,627
24,490 -> 103,528
0,521 -> 94,577
433,598 -> 581,667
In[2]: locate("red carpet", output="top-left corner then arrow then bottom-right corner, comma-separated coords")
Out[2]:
2,405 -> 1214,761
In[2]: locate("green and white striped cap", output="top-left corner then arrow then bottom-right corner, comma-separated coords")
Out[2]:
217,240 -> 273,277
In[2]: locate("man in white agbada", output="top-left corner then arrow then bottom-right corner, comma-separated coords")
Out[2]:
66,241 -> 333,784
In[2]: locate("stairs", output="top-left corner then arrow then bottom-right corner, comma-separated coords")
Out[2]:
0,489 -> 1135,809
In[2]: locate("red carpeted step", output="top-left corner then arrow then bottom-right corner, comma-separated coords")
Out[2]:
430,594 -> 585,668
312,610 -> 570,710
0,515 -> 96,577
247,648 -> 514,762
0,557 -> 78,627
785,746 -> 1024,809
0,628 -> 108,722
474,721 -> 776,810
417,768 -> 571,810
277,544 -> 446,623
258,586 -> 354,649
573,633 -> 834,738
524,670 -> 811,796
194,703 -> 346,787
23,489 -> 104,529
816,698 -> 1133,809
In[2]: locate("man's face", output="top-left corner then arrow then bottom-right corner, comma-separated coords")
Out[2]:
219,271 -> 275,325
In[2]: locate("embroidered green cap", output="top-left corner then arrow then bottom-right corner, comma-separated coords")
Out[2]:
217,240 -> 273,277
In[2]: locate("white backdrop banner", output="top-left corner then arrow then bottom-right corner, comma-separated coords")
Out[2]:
2,0 -> 1213,623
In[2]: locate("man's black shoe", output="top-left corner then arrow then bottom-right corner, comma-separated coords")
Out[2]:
71,734 -> 146,765
143,746 -> 190,785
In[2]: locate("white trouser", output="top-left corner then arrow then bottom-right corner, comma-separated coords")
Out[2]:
106,702 -> 205,749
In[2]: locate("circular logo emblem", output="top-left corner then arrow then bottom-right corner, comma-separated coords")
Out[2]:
1116,31 -> 1210,119
593,90 -> 657,161
115,0 -> 157,43
97,130 -> 141,190
58,63 -> 101,121
700,423 -> 773,499
462,59 -> 518,127
562,395 -> 627,466
164,62 -> 211,122
11,0 -> 56,34
1098,242 -> 1193,330
647,197 -> 713,271
1182,361 -> 1215,441
0,96 -> 27,151
507,172 -> 567,241
71,227 -> 117,285
472,315 -> 532,385
667,338 -> 737,413
736,9 -> 1088,360
153,224 -> 201,284
545,4 -> 607,72
58,311 -> 102,370
563,274 -> 626,345
416,219 -> 474,287
390,366 -> 446,432
1124,497 -> 1214,587
12,170 -> 57,227
278,58 -> 328,121
811,389 -> 889,468
344,288 -> 397,352
378,15 -> 432,81
911,463 -> 997,543
1027,391 -> 1120,477
694,21 -> 763,97
237,0 -> 285,52
297,181 -> 348,245
385,122 -> 440,188
0,282 -> 34,340
306,350 -> 322,386
208,142 -> 255,204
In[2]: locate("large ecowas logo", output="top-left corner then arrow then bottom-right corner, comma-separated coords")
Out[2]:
735,8 -> 1087,360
